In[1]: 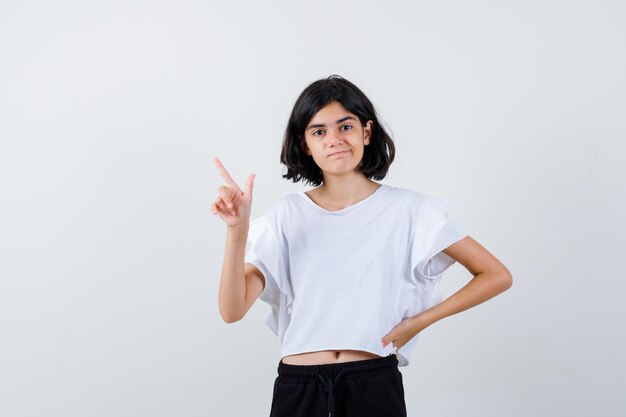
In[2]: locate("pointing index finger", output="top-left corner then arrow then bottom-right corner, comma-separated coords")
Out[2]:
213,157 -> 242,192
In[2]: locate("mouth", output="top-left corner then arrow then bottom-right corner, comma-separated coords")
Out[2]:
328,150 -> 349,157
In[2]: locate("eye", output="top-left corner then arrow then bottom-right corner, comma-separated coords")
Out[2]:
312,129 -> 323,136
341,125 -> 353,131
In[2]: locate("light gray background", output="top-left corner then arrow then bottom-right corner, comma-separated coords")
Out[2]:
1,1 -> 624,416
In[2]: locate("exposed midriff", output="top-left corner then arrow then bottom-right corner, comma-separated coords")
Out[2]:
281,349 -> 384,365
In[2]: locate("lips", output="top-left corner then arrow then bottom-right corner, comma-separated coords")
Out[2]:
329,150 -> 349,157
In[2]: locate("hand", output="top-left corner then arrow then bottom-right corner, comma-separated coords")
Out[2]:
381,313 -> 430,351
211,156 -> 255,228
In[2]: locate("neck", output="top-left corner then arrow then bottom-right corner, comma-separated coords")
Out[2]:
316,176 -> 381,204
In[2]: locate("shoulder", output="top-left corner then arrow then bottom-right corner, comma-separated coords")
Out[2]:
261,193 -> 299,219
251,193 -> 300,236
383,185 -> 428,209
383,185 -> 457,222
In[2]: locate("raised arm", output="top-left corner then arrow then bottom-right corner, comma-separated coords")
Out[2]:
211,156 -> 258,323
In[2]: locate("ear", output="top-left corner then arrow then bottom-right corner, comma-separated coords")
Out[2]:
363,120 -> 373,145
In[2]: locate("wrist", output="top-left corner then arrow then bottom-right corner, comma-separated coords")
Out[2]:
410,309 -> 437,333
227,222 -> 250,233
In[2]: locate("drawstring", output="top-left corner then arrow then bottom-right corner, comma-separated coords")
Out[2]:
317,369 -> 346,417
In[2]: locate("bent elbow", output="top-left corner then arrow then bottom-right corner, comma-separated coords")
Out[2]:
220,310 -> 244,324
501,270 -> 513,290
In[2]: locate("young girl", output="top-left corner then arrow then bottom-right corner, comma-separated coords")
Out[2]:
212,75 -> 512,417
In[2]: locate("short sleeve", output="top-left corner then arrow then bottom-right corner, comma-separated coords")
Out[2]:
420,217 -> 468,279
411,195 -> 469,283
244,216 -> 284,307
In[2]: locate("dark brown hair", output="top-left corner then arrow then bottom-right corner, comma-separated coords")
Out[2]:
280,74 -> 396,186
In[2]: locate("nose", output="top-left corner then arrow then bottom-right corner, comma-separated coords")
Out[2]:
326,128 -> 345,147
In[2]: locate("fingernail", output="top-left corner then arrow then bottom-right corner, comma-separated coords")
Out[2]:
228,202 -> 232,207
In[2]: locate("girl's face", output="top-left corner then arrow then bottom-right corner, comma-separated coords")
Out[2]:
302,101 -> 373,178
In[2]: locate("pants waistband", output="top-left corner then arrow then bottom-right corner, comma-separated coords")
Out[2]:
277,353 -> 399,382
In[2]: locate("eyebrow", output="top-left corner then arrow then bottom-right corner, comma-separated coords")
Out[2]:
307,115 -> 357,130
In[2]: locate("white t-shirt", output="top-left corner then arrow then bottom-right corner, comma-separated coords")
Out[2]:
244,184 -> 468,367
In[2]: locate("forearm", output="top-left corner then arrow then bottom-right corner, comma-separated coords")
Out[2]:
218,223 -> 249,323
419,270 -> 513,328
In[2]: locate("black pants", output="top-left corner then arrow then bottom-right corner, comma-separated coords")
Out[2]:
269,353 -> 407,417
